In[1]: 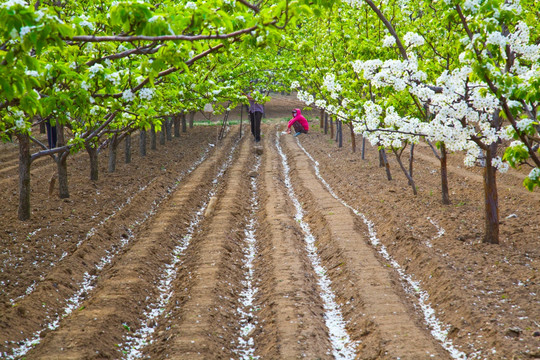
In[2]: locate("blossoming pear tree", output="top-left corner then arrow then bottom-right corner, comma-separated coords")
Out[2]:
282,0 -> 539,244
1,0 -> 330,220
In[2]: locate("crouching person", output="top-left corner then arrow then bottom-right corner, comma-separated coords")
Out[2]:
286,108 -> 309,137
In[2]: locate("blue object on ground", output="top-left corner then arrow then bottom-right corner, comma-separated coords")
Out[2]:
294,132 -> 301,137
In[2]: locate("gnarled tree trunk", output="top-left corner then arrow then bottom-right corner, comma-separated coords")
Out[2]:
440,143 -> 450,205
56,124 -> 69,199
379,148 -> 392,180
108,135 -> 118,173
189,112 -> 195,129
483,143 -> 499,244
150,124 -> 157,150
86,144 -> 99,181
139,130 -> 147,156
174,114 -> 180,137
125,134 -> 132,164
159,126 -> 165,145
182,112 -> 187,133
349,122 -> 356,153
165,118 -> 173,141
17,133 -> 32,220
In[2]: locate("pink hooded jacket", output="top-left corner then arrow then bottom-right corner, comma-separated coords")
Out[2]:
287,108 -> 309,131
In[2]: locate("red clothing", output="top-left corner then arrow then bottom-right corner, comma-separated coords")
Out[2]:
287,108 -> 309,132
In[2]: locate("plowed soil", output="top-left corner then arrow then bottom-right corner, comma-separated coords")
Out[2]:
1,95 -> 539,360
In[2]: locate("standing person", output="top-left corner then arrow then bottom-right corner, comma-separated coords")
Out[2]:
245,91 -> 264,143
286,108 -> 309,137
45,119 -> 57,148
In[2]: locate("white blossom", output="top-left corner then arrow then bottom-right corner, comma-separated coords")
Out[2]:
403,32 -> 424,48
122,89 -> 135,102
25,70 -> 40,77
529,168 -> 540,181
88,64 -> 104,78
139,88 -> 155,101
1,0 -> 27,9
382,35 -> 396,48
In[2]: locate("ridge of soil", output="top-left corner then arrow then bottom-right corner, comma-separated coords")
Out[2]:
1,95 -> 538,360
296,118 -> 539,359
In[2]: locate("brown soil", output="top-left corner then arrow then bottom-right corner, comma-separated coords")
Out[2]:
0,95 -> 538,360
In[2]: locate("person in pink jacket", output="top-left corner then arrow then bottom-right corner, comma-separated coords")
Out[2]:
286,108 -> 309,137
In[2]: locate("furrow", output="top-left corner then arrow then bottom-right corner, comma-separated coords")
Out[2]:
286,134 -> 456,359
3,135 -> 237,359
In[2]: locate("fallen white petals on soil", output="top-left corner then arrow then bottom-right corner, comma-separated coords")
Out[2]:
233,157 -> 261,360
121,140 -> 239,359
278,133 -> 357,360
295,138 -> 469,360
426,217 -> 445,248
5,145 -> 213,360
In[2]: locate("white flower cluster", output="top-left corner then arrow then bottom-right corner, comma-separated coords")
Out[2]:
314,99 -> 327,109
382,35 -> 396,48
88,64 -> 104,78
1,0 -> 27,9
290,80 -> 300,89
297,90 -> 314,105
185,2 -> 197,10
139,88 -> 155,101
491,156 -> 509,173
79,15 -> 95,31
122,89 -> 135,102
463,0 -> 481,13
25,70 -> 40,77
105,71 -> 121,86
403,32 -> 424,48
508,22 -> 540,62
351,54 -> 514,169
529,168 -> 540,181
148,15 -> 164,23
322,73 -> 342,99
89,106 -> 100,116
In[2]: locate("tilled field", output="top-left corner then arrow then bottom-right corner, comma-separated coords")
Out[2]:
1,96 -> 539,360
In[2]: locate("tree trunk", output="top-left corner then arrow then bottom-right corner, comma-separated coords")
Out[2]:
39,120 -> 46,134
338,120 -> 343,148
380,148 -> 392,180
330,116 -> 334,139
174,114 -> 180,137
408,143 -> 414,185
239,105 -> 243,138
86,144 -> 99,181
108,135 -> 118,173
150,124 -> 157,150
361,137 -> 366,160
324,113 -> 328,134
125,134 -> 132,164
139,130 -> 147,157
393,148 -> 417,195
182,112 -> 187,133
320,109 -> 324,130
189,112 -> 195,128
56,124 -> 69,198
165,118 -> 173,141
159,126 -> 165,145
440,142 -> 450,205
349,122 -> 356,153
483,143 -> 499,244
17,133 -> 32,221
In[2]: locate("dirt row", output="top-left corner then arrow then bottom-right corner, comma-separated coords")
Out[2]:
0,126 -> 220,355
2,94 -> 538,359
2,120 -> 459,359
296,122 -> 540,359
